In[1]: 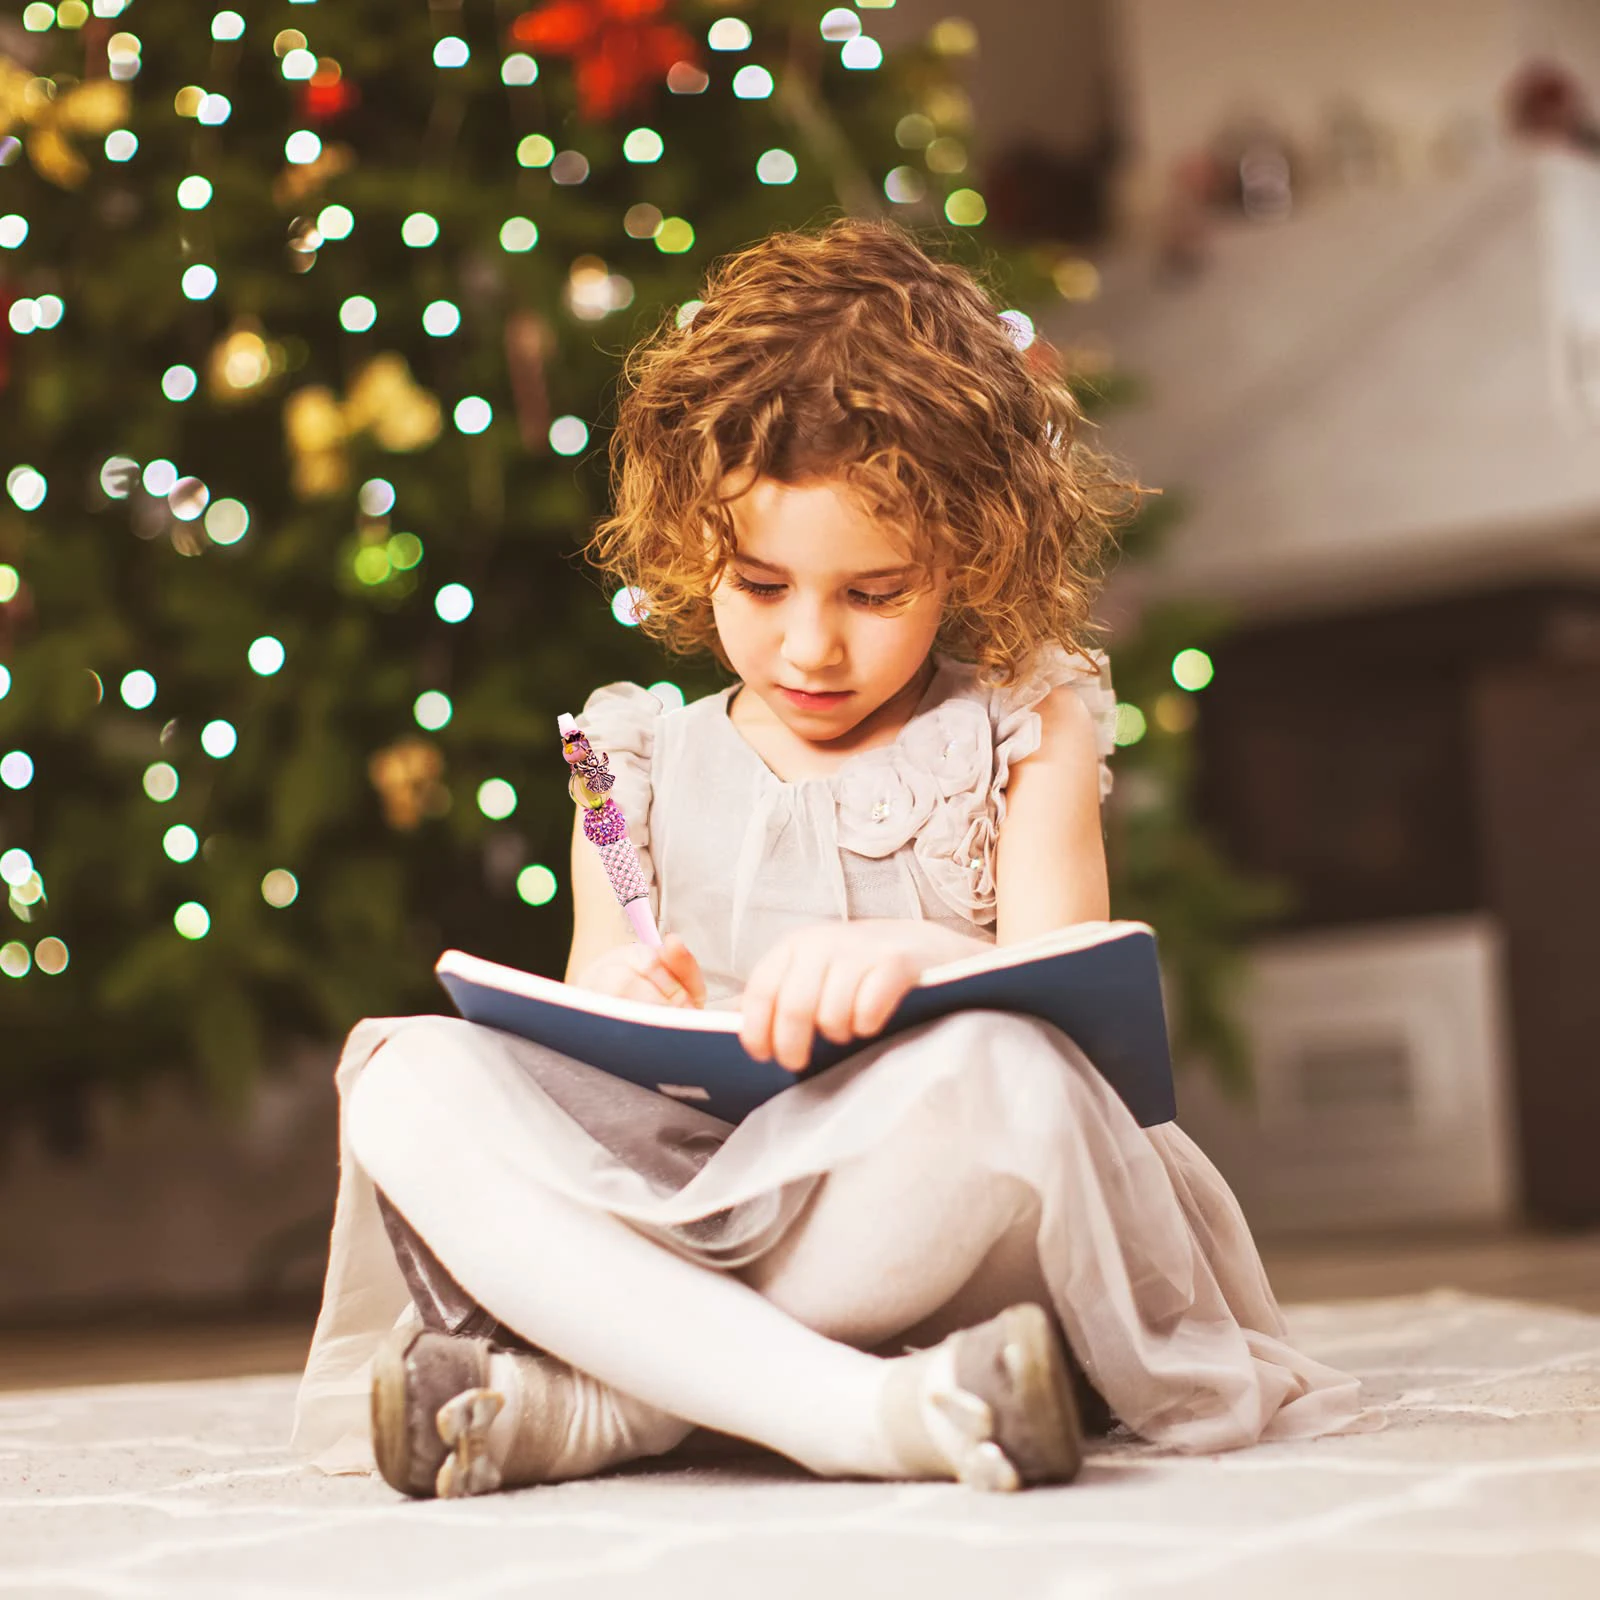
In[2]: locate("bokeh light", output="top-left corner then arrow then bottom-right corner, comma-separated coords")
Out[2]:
201,719 -> 238,758
1172,648 -> 1216,691
999,310 -> 1036,350
163,824 -> 199,862
435,583 -> 474,623
517,864 -> 558,906
611,586 -> 649,627
318,203 -> 354,240
433,36 -> 469,68
1,942 -> 30,979
1113,703 -> 1148,747
821,9 -> 860,41
262,869 -> 299,908
841,36 -> 883,69
655,217 -> 694,253
453,396 -> 492,434
174,901 -> 211,940
549,415 -> 588,455
649,681 -> 685,711
182,264 -> 218,300
0,664 -> 9,700
0,751 -> 33,790
162,364 -> 198,401
248,635 -> 286,675
517,134 -> 555,168
422,299 -> 461,336
708,18 -> 752,49
284,130 -> 322,164
756,149 -> 797,184
402,211 -> 440,248
120,670 -> 157,709
205,498 -> 249,544
499,216 -> 538,251
623,127 -> 663,162
176,175 -> 213,209
360,478 -> 396,516
1,848 -> 34,886
885,166 -> 926,203
6,466 -> 46,511
944,188 -> 987,226
212,11 -> 245,42
104,129 -> 137,161
34,937 -> 68,975
142,459 -> 177,495
143,762 -> 179,801
732,65 -> 773,98
477,778 -> 518,820
501,53 -> 538,86
339,294 -> 377,332
414,691 -> 452,731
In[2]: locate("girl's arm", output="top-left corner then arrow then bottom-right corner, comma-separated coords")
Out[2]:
564,809 -> 705,1005
992,686 -> 1110,945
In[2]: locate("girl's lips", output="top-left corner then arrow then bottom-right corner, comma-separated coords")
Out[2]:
780,686 -> 852,709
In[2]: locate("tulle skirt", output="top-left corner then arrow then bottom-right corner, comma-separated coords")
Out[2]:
292,1011 -> 1369,1474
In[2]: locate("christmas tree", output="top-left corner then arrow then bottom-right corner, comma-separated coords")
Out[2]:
0,0 -> 1259,1143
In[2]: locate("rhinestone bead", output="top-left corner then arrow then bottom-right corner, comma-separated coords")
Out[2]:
871,798 -> 890,822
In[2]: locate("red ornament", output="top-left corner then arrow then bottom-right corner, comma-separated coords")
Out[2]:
299,63 -> 360,124
511,0 -> 697,121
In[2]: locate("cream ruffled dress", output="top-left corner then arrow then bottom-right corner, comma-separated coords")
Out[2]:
293,646 -> 1366,1473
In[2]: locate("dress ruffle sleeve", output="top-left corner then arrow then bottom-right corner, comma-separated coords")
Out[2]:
906,647 -> 1117,924
576,681 -> 663,898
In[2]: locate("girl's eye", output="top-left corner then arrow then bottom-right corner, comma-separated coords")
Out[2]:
850,590 -> 907,609
730,574 -> 785,599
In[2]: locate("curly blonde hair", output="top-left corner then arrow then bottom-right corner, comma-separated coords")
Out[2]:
587,217 -> 1144,686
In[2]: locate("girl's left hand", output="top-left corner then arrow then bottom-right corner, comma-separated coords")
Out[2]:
738,920 -> 986,1073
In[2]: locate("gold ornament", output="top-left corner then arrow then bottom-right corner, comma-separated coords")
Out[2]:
283,354 -> 443,499
272,143 -> 354,208
207,318 -> 285,403
0,60 -> 129,188
368,735 -> 449,831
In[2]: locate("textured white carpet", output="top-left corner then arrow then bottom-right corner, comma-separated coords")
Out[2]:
3,1291 -> 1598,1600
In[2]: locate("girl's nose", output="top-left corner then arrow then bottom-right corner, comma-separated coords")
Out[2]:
780,604 -> 844,674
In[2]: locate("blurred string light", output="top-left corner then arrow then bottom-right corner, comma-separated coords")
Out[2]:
360,478 -> 396,515
248,635 -> 285,675
34,937 -> 68,975
201,719 -> 237,758
1113,703 -> 1147,747
0,849 -> 33,887
414,691 -> 452,731
22,5 -> 54,29
708,18 -> 751,49
667,62 -> 709,94
566,256 -> 633,320
732,65 -> 773,98
340,294 -> 377,332
198,94 -> 232,125
104,129 -> 138,161
212,11 -> 245,42
106,31 -> 140,79
143,761 -> 179,801
611,586 -> 649,627
499,217 -> 537,252
517,135 -> 554,168
402,211 -> 439,247
551,150 -> 589,184
896,114 -> 934,147
434,37 -> 469,68
945,189 -> 986,226
182,264 -> 218,300
0,942 -> 29,979
549,415 -> 587,455
0,664 -> 10,700
435,583 -> 474,623
998,310 -> 1035,350
6,467 -> 46,511
502,53 -> 538,85
655,217 -> 693,253
177,175 -> 213,209
1054,258 -> 1100,300
477,778 -> 517,820
624,203 -> 662,239
623,127 -> 663,162
423,299 -> 460,336
162,364 -> 198,402
100,456 -> 137,498
281,48 -> 316,79
273,29 -> 306,55
675,299 -> 704,328
285,130 -> 322,165
820,10 -> 859,41
0,215 -> 27,248
841,36 -> 883,69
163,824 -> 199,862
389,533 -> 422,568
205,498 -> 249,544
1171,648 -> 1215,691
0,564 -> 17,600
884,167 -> 925,204
10,297 -> 64,335
454,397 -> 492,433
925,136 -> 966,173
11,869 -> 44,908
0,751 -> 33,790
756,149 -> 797,184
318,204 -> 354,240
143,459 -> 177,495
261,869 -> 298,908
930,18 -> 978,55
120,669 -> 156,709
517,864 -> 557,906
174,901 -> 210,940
168,477 -> 209,520
649,681 -> 685,711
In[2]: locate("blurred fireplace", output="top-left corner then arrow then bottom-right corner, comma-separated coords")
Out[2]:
1191,582 -> 1600,1227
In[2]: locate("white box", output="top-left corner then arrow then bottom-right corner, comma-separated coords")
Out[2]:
1174,916 -> 1519,1234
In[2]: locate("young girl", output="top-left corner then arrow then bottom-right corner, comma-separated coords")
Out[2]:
292,219 -> 1364,1498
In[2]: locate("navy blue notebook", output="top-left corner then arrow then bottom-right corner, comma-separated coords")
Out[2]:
436,922 -> 1176,1128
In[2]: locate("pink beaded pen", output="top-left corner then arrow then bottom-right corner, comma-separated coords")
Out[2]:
558,713 -> 661,946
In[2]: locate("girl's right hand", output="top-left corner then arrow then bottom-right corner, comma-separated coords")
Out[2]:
571,932 -> 707,1009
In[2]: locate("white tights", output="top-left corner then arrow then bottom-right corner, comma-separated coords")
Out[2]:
347,1038 -> 1051,1480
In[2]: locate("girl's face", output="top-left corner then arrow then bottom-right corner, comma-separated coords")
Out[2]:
710,477 -> 947,745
